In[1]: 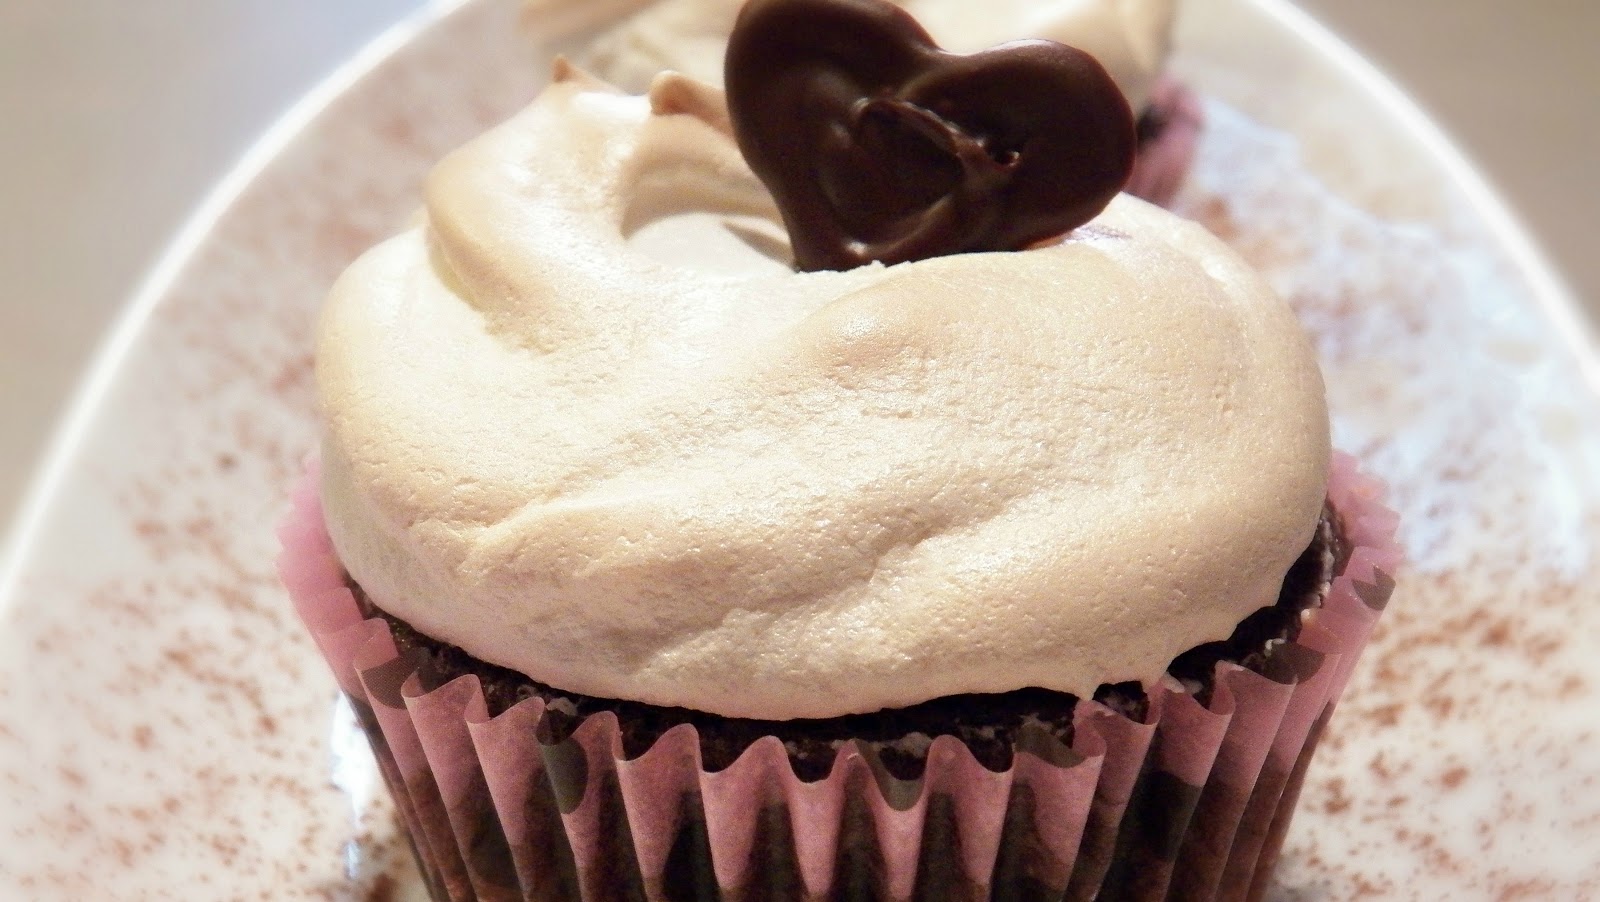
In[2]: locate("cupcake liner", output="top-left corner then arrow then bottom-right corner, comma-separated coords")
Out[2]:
278,452 -> 1399,900
1126,76 -> 1205,208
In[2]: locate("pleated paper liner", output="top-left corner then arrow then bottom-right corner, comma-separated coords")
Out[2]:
1126,76 -> 1206,208
277,452 -> 1398,901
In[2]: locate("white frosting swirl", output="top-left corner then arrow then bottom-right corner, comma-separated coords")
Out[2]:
317,69 -> 1329,720
568,0 -> 1174,112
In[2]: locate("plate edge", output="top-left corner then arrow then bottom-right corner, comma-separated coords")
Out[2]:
1253,0 -> 1600,393
0,0 -> 476,611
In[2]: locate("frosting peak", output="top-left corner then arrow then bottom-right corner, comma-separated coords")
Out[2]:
316,72 -> 1329,720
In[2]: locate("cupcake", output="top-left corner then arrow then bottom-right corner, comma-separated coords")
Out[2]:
280,0 -> 1399,898
526,0 -> 1202,206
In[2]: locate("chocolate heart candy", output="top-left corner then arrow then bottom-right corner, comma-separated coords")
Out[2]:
725,0 -> 1137,272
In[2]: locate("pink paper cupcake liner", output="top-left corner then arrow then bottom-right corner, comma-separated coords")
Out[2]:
1127,76 -> 1205,208
278,452 -> 1399,901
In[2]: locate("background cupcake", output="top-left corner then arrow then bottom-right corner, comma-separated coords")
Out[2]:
526,0 -> 1202,206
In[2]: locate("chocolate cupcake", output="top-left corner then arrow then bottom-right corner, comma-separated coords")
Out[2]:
533,0 -> 1202,206
282,2 -> 1399,898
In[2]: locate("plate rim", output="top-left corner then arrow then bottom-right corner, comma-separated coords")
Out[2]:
1245,0 -> 1599,391
0,0 -> 473,609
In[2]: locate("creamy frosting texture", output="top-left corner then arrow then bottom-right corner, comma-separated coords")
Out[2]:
567,0 -> 1174,112
317,69 -> 1329,720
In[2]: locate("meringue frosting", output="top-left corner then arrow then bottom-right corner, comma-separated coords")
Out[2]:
316,69 -> 1329,720
571,0 -> 1174,113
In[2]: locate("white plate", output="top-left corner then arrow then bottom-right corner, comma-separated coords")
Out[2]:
1,0 -> 1596,898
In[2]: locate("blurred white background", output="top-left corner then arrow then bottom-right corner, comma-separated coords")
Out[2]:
0,0 -> 1595,529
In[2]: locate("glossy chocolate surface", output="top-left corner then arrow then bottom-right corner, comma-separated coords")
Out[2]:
725,0 -> 1137,271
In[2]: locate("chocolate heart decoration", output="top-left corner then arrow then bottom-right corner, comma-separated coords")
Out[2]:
725,0 -> 1137,272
